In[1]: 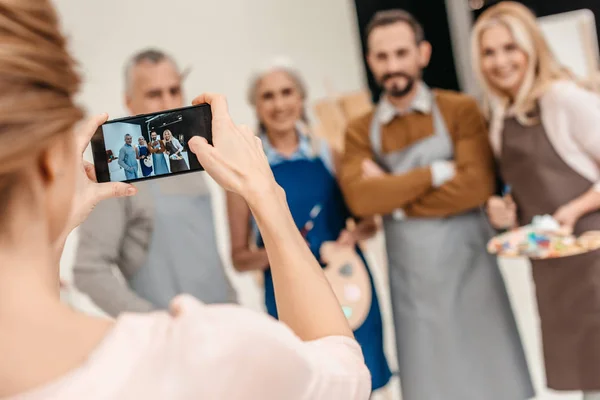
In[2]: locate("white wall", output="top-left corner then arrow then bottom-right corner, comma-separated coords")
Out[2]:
53,0 -> 366,127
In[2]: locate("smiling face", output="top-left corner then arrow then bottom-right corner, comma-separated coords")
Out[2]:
479,23 -> 529,97
254,70 -> 304,135
366,22 -> 431,98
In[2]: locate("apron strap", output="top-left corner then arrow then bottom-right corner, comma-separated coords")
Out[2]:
368,92 -> 452,220
368,115 -> 384,159
369,93 -> 452,160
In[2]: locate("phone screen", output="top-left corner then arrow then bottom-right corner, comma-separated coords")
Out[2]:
91,103 -> 212,183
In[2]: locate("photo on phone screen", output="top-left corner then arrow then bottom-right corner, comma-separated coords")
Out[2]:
91,104 -> 212,183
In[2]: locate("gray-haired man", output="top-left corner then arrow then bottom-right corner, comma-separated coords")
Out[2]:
73,49 -> 237,316
118,133 -> 138,180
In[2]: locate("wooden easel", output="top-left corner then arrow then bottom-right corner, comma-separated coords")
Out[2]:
312,80 -> 374,152
578,15 -> 600,92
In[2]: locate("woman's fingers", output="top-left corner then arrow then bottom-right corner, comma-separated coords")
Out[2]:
94,182 -> 136,203
192,93 -> 231,123
189,93 -> 276,198
77,113 -> 109,154
83,161 -> 97,182
487,196 -> 508,212
188,136 -> 209,154
237,124 -> 255,138
189,136 -> 242,191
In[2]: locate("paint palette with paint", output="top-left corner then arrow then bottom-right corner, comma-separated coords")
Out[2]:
320,242 -> 372,330
487,215 -> 600,259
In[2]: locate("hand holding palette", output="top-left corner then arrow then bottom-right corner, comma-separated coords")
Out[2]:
487,215 -> 600,259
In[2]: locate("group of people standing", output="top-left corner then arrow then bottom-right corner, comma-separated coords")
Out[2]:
117,129 -> 189,180
72,1 -> 600,399
1,0 -> 599,398
227,3 -> 600,399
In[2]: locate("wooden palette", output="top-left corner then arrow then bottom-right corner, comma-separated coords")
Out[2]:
321,242 -> 372,330
487,227 -> 600,260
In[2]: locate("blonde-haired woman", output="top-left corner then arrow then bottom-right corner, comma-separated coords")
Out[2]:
472,2 -> 600,397
163,129 -> 189,172
0,1 -> 370,398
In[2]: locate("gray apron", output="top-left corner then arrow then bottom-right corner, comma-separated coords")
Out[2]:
369,95 -> 534,400
129,173 -> 236,308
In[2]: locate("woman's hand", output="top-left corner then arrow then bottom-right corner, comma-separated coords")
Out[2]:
336,229 -> 357,247
336,217 -> 379,247
353,216 -> 379,241
553,203 -> 583,235
67,114 -> 136,232
190,94 -> 357,342
54,114 -> 136,261
486,195 -> 517,230
188,93 -> 277,204
552,189 -> 600,235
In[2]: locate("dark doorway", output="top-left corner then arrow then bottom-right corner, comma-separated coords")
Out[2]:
353,0 -> 460,102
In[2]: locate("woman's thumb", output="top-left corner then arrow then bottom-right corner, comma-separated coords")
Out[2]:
188,136 -> 209,154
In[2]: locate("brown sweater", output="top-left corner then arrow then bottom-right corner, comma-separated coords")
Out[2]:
339,89 -> 495,218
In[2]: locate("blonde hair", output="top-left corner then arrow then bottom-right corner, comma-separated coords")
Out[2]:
471,2 -> 578,152
0,0 -> 83,218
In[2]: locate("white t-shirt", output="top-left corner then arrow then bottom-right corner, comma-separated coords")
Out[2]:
7,295 -> 371,400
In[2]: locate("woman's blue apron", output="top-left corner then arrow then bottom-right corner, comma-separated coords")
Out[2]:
138,145 -> 153,177
256,139 -> 392,391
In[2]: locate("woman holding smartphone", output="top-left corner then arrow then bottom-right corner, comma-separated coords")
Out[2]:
0,1 -> 370,399
472,2 -> 600,397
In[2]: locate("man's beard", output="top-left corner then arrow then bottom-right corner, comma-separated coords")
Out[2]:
379,71 -> 417,98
